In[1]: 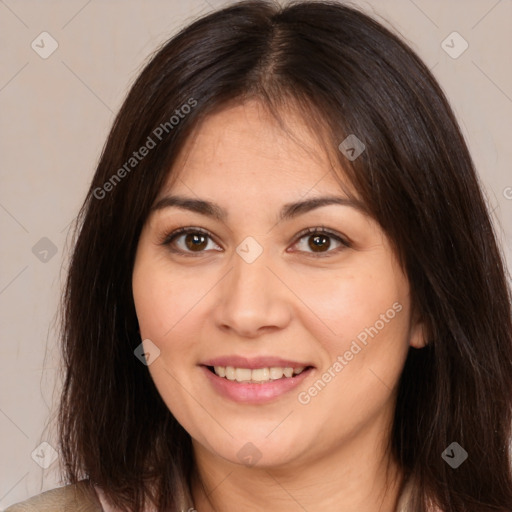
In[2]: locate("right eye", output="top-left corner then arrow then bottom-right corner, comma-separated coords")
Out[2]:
161,227 -> 221,256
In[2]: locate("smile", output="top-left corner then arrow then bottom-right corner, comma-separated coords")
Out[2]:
201,364 -> 314,404
210,365 -> 308,383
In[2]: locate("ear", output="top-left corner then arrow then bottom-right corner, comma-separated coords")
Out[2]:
409,321 -> 427,348
409,308 -> 428,349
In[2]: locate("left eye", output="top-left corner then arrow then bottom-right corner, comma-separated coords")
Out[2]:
161,226 -> 349,257
292,227 -> 349,255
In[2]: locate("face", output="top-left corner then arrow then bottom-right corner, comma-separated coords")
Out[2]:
132,99 -> 425,471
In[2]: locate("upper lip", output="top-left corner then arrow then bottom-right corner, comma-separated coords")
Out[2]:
201,356 -> 314,369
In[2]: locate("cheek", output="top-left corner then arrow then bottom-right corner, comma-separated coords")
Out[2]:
132,252 -> 215,384
297,257 -> 411,399
298,297 -> 410,438
132,252 -> 198,340
294,253 -> 407,343
132,270 -> 169,338
132,257 -> 201,418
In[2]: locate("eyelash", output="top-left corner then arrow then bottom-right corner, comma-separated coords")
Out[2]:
159,226 -> 350,258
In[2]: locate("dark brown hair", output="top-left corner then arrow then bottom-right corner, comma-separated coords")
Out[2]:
58,1 -> 512,511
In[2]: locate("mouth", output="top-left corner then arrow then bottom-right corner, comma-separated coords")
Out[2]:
203,364 -> 314,384
200,361 -> 315,404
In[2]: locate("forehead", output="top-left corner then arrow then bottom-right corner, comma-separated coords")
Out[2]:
161,99 -> 352,198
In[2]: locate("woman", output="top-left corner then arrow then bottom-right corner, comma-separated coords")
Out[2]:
7,0 -> 512,511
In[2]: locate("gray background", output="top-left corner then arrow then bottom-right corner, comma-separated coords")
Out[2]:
1,0 -> 511,508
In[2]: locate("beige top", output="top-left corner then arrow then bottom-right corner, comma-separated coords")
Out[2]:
4,476 -> 430,512
3,480 -> 102,511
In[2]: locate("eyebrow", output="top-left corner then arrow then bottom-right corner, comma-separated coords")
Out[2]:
150,194 -> 368,222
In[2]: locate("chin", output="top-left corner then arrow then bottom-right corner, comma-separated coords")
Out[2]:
195,431 -> 305,470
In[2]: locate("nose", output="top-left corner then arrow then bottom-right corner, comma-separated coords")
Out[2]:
213,242 -> 292,338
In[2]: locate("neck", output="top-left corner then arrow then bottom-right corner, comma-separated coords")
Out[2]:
190,424 -> 404,512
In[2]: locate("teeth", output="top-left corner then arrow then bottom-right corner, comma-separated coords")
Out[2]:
235,368 -> 252,381
213,365 -> 306,382
252,368 -> 270,381
225,366 -> 235,380
282,367 -> 293,378
215,366 -> 226,378
270,367 -> 284,380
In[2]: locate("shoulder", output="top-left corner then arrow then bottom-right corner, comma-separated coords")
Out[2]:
4,480 -> 102,512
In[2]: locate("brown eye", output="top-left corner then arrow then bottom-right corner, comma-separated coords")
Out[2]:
162,226 -> 349,258
292,227 -> 349,256
183,232 -> 208,251
308,234 -> 332,252
163,227 -> 220,255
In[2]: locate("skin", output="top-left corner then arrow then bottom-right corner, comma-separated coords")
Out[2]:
132,99 -> 426,512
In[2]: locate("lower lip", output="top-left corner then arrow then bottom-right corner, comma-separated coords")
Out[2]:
200,365 -> 314,404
